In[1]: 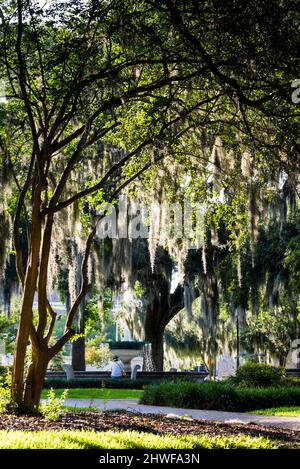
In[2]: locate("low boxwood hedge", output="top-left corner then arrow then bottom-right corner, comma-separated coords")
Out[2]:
141,380 -> 300,412
43,375 -> 199,390
43,377 -> 156,389
108,341 -> 145,350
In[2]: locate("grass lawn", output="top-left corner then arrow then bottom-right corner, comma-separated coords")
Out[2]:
62,406 -> 99,412
250,406 -> 300,417
41,388 -> 143,400
0,429 -> 276,449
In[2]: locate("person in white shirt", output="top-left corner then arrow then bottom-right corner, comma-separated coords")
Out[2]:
110,356 -> 126,378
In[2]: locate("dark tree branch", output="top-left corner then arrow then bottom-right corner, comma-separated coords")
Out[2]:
43,93 -> 222,216
163,0 -> 275,109
16,1 -> 41,162
13,150 -> 35,286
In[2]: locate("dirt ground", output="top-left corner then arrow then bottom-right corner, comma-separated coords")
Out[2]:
0,410 -> 300,448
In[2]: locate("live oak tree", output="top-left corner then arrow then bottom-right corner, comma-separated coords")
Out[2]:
150,0 -> 299,151
138,0 -> 300,368
105,238 -> 186,371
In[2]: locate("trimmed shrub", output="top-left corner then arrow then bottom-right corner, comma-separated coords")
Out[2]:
108,341 -> 145,350
43,378 -> 157,389
227,362 -> 286,388
43,376 -> 198,389
141,380 -> 300,412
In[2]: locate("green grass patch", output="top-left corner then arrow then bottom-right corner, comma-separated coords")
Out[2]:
41,388 -> 142,400
250,406 -> 300,416
0,430 -> 276,449
62,406 -> 99,412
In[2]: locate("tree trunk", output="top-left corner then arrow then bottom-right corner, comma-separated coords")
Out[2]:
12,186 -> 42,407
72,335 -> 85,371
71,254 -> 86,371
23,347 -> 50,413
144,305 -> 165,371
143,269 -> 184,371
279,354 -> 286,367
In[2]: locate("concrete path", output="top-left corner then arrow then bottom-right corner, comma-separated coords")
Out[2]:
61,398 -> 300,431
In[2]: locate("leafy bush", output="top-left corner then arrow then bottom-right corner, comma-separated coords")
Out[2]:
0,365 -> 12,376
44,377 -> 157,389
40,388 -> 68,422
0,429 -> 276,449
85,342 -> 112,368
141,380 -> 300,412
0,369 -> 16,413
285,377 -> 300,386
0,314 -> 18,354
227,362 -> 286,388
0,371 -> 11,412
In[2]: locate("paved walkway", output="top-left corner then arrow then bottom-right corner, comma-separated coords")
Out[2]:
61,398 -> 300,431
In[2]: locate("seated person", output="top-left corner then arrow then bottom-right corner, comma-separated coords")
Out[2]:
110,355 -> 126,378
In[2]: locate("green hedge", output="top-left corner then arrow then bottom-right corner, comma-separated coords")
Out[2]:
43,375 -> 200,390
108,341 -> 145,350
141,380 -> 300,412
43,378 -> 156,389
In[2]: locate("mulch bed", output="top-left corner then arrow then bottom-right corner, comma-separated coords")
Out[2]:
0,410 -> 299,448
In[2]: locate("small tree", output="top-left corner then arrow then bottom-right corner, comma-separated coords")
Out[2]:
0,0 -> 198,412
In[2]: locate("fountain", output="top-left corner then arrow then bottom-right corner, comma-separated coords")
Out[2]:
143,342 -> 155,371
